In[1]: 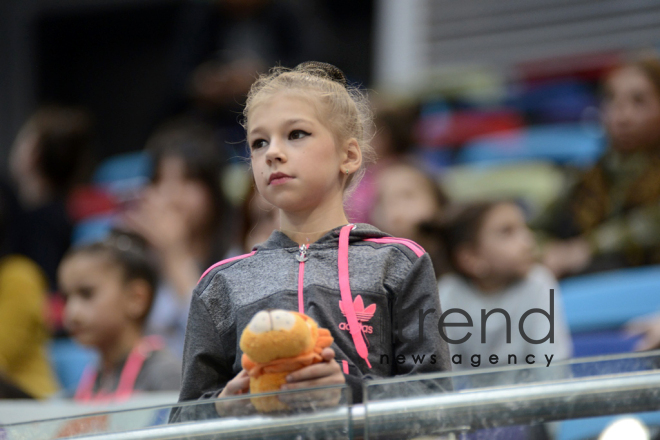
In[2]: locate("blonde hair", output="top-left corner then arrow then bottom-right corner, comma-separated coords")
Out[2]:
243,62 -> 376,195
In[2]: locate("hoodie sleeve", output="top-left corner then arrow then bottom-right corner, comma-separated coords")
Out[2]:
393,253 -> 451,376
169,280 -> 237,422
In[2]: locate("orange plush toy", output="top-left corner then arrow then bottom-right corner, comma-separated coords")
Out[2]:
240,310 -> 334,412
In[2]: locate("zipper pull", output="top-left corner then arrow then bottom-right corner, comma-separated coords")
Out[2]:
296,244 -> 308,262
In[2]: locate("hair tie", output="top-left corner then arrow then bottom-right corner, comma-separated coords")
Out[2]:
293,61 -> 348,88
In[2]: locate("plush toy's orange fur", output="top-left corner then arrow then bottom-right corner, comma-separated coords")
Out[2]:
240,310 -> 333,412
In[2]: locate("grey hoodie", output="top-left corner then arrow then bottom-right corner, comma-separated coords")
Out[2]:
175,223 -> 450,414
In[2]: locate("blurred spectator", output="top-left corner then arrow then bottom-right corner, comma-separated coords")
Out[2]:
345,102 -> 420,223
536,55 -> 660,277
370,161 -> 449,275
58,232 -> 180,401
122,117 -> 234,358
0,190 -> 59,399
434,200 -> 573,438
241,186 -> 279,253
6,105 -> 93,289
163,0 -> 321,141
435,201 -> 572,369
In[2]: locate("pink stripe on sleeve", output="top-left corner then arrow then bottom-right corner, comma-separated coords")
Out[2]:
198,251 -> 257,284
364,237 -> 425,257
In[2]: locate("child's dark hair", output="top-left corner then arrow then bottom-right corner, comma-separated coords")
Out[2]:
63,231 -> 158,323
22,105 -> 94,194
422,201 -> 499,279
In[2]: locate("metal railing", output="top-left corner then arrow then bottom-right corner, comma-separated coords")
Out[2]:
68,369 -> 660,439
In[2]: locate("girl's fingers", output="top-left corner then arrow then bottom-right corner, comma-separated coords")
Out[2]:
285,360 -> 340,384
221,370 -> 250,397
320,347 -> 336,362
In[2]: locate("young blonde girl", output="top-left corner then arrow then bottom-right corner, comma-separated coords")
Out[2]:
175,62 -> 450,414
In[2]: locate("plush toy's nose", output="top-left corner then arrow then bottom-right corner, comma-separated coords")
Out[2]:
247,310 -> 296,334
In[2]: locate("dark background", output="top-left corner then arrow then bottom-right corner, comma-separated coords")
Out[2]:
0,0 -> 374,170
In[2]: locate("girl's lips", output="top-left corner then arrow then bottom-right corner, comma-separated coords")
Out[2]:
269,176 -> 293,186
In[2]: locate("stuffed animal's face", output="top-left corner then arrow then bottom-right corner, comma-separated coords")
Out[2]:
240,310 -> 318,364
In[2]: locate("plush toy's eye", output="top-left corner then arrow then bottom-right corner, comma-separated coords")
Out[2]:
271,310 -> 296,331
248,311 -> 272,334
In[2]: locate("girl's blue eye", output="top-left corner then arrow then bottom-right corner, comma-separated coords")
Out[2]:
251,139 -> 267,150
290,130 -> 310,140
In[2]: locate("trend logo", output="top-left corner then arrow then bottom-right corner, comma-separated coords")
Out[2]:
338,295 -> 376,335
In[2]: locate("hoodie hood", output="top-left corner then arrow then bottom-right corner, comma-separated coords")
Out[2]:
254,223 -> 391,251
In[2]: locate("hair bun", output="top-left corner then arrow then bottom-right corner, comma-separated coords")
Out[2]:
293,61 -> 348,87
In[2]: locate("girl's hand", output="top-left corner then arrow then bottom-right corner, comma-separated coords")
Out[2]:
542,238 -> 592,278
278,348 -> 345,408
215,370 -> 251,415
626,316 -> 660,351
219,370 -> 250,398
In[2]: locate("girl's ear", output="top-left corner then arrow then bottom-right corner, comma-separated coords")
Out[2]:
123,279 -> 151,322
341,137 -> 362,175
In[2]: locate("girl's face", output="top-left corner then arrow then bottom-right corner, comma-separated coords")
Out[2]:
372,165 -> 440,240
603,66 -> 660,152
468,203 -> 535,283
153,156 -> 214,234
59,254 -> 133,350
248,93 -> 346,214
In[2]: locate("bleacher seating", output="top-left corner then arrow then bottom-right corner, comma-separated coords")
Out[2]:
456,123 -> 606,168
70,152 -> 152,245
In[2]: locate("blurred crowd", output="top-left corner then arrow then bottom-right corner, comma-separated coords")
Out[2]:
1,0 -> 660,407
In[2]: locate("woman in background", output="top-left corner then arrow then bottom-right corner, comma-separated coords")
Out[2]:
123,117 -> 233,358
538,56 -> 660,278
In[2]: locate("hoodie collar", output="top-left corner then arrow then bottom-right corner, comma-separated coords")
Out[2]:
254,223 -> 391,251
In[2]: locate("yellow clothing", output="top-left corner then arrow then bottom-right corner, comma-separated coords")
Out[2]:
0,255 -> 58,398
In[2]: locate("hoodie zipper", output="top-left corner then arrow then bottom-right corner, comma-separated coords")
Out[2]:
296,244 -> 308,314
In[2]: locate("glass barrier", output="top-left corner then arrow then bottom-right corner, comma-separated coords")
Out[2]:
364,350 -> 660,439
1,385 -> 351,440
3,351 -> 660,440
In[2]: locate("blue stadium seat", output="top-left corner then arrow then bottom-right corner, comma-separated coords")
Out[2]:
49,338 -> 97,395
561,266 -> 660,334
71,213 -> 116,246
508,79 -> 599,123
456,123 -> 605,168
71,151 -> 152,244
92,151 -> 152,202
92,151 -> 152,186
556,267 -> 660,438
570,330 -> 641,358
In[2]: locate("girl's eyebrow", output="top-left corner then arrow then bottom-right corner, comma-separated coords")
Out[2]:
283,118 -> 313,126
249,118 -> 314,136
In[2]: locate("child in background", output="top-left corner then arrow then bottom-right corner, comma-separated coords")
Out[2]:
174,62 -> 450,419
370,161 -> 450,276
344,102 -> 420,223
58,232 -> 180,402
436,201 -> 572,371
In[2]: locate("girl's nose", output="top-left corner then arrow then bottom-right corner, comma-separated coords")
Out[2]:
265,139 -> 286,164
